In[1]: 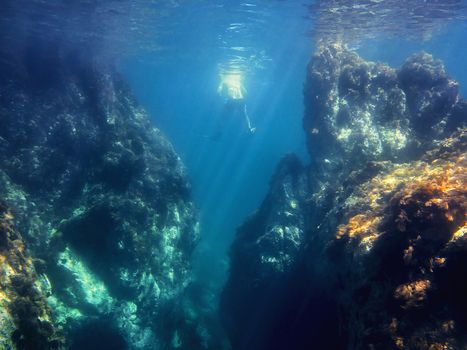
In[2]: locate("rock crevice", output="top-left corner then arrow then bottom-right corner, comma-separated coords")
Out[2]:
221,44 -> 466,350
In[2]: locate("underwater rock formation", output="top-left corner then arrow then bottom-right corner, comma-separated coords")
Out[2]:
221,155 -> 311,348
304,44 -> 463,177
333,130 -> 466,349
0,202 -> 63,350
0,45 -> 199,349
221,44 -> 466,349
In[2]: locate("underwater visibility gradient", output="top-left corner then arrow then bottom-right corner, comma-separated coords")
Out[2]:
0,0 -> 466,349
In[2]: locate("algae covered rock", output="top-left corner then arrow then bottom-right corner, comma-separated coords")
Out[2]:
221,45 -> 467,349
221,155 -> 309,348
0,45 -> 199,348
0,202 -> 63,350
332,130 -> 466,349
304,44 -> 463,176
221,154 -> 344,350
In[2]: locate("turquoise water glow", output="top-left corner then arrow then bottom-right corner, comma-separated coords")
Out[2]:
1,1 -> 467,348
118,1 -> 467,292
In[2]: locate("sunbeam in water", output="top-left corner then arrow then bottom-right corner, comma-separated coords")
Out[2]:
0,1 -> 466,349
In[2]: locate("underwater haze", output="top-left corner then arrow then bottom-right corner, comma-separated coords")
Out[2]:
0,0 -> 466,349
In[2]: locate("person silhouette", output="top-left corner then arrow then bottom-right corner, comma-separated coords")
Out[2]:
217,74 -> 256,135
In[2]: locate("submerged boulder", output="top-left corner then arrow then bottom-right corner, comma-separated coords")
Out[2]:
221,44 -> 466,349
0,45 -> 199,349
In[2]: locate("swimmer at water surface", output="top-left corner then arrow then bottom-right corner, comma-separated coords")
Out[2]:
217,73 -> 256,134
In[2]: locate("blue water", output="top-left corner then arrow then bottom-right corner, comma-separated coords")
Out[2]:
116,1 -> 467,292
118,1 -> 311,289
2,0 -> 467,347
357,21 -> 467,96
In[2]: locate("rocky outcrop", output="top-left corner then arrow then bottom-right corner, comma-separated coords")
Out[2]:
333,131 -> 466,349
0,45 -> 199,349
0,202 -> 63,350
221,44 -> 466,349
221,155 -> 314,349
304,44 -> 464,181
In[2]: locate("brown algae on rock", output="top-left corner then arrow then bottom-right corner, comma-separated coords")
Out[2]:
0,202 -> 63,350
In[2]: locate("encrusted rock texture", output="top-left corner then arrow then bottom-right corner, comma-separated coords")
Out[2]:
333,131 -> 466,349
0,202 -> 63,349
221,43 -> 466,350
0,44 -> 199,349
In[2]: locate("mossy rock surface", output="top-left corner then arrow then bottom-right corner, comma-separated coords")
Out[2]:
0,46 -> 199,348
0,202 -> 63,350
221,46 -> 467,350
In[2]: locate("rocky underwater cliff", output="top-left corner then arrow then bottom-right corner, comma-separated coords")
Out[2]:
221,44 -> 466,350
0,39 -> 465,350
0,43 -> 207,349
